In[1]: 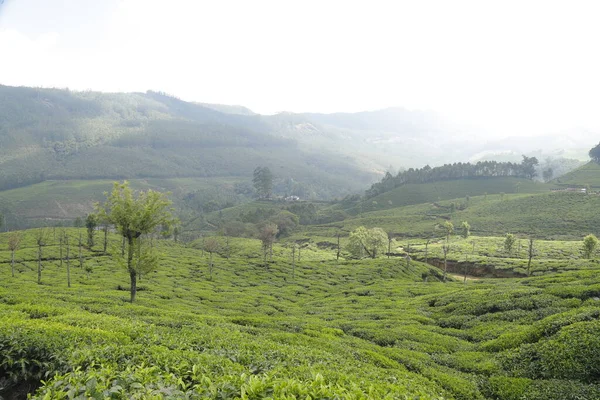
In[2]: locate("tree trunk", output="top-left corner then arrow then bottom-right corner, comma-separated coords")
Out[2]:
292,245 -> 296,279
127,236 -> 137,303
463,254 -> 469,284
103,225 -> 108,253
443,245 -> 449,282
388,238 -> 391,259
79,232 -> 83,269
130,269 -> 137,303
209,251 -> 213,280
66,237 -> 71,288
37,244 -> 42,285
337,234 -> 340,262
59,236 -> 63,270
527,239 -> 534,276
443,256 -> 448,282
406,243 -> 411,269
425,240 -> 430,264
11,250 -> 15,277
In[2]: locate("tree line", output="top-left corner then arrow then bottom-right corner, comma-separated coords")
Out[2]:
366,156 -> 539,198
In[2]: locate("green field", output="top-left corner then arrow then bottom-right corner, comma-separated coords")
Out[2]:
2,229 -> 600,399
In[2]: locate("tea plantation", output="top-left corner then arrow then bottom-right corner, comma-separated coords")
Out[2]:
1,229 -> 600,399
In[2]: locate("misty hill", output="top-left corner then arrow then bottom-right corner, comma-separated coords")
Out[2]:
196,102 -> 257,116
0,85 -> 376,199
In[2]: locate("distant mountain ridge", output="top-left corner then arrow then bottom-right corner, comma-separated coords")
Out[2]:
0,84 -> 594,199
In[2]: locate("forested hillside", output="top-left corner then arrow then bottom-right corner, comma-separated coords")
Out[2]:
0,85 -> 375,198
365,157 -> 541,198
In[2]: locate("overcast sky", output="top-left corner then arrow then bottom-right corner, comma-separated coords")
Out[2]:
1,0 -> 600,136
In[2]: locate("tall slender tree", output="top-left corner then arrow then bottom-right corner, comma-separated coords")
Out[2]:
86,213 -> 98,248
7,231 -> 21,278
253,166 -> 273,199
35,228 -> 49,285
96,181 -> 174,302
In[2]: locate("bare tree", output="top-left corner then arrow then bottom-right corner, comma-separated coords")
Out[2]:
527,238 -> 535,276
7,231 -> 22,278
464,240 -> 476,284
78,231 -> 84,269
336,233 -> 341,262
291,244 -> 297,279
65,234 -> 71,288
203,237 -> 221,280
442,244 -> 450,282
35,228 -> 49,284
258,223 -> 278,264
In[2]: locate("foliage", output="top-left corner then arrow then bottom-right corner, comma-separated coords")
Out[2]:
442,221 -> 454,241
504,234 -> 516,255
582,234 -> 598,259
96,181 -> 174,302
85,213 -> 98,248
257,223 -> 278,262
252,167 -> 273,199
346,226 -> 388,259
460,221 -> 471,239
589,142 -> 600,163
366,157 -> 540,198
270,210 -> 299,237
7,232 -> 22,253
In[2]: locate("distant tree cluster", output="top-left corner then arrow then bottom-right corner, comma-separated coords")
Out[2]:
589,142 -> 600,163
253,167 -> 273,199
366,156 -> 539,198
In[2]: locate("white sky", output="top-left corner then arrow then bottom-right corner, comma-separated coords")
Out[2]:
1,0 -> 600,136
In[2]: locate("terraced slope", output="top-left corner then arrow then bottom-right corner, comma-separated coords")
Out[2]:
1,230 -> 600,399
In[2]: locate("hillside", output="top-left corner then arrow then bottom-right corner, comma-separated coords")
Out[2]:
2,230 -> 600,399
0,85 -> 375,199
346,177 -> 556,214
553,161 -> 600,187
304,190 -> 600,240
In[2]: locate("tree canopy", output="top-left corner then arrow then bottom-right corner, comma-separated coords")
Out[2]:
589,142 -> 600,163
366,156 -> 540,198
253,166 -> 273,199
583,234 -> 599,259
347,226 -> 388,259
96,181 -> 174,302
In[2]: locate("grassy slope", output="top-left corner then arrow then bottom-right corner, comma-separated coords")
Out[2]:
1,230 -> 600,399
349,177 -> 557,214
553,161 -> 600,187
409,235 -> 599,277
0,177 -> 247,227
317,191 -> 600,240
